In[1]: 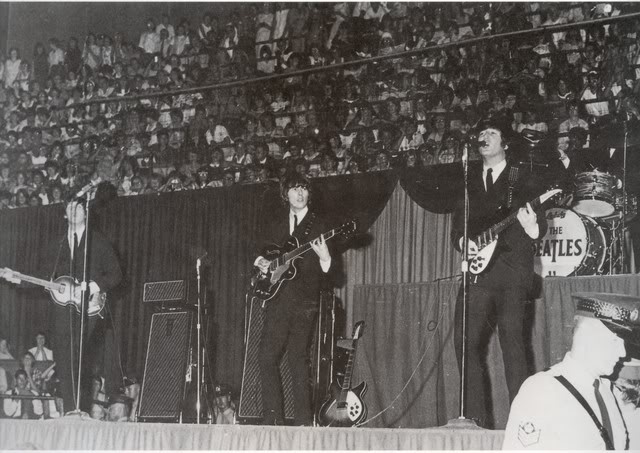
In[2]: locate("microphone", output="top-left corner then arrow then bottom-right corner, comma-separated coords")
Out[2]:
464,133 -> 487,148
74,177 -> 102,199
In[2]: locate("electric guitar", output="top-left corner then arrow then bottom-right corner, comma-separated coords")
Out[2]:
252,220 -> 356,301
0,268 -> 107,317
468,188 -> 562,274
318,321 -> 367,427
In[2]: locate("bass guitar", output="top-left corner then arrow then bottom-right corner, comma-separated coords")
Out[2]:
252,220 -> 356,301
318,321 -> 367,427
0,268 -> 106,317
468,188 -> 562,274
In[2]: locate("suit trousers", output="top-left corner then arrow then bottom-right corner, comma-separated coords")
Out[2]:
259,296 -> 317,425
51,304 -> 98,413
454,283 -> 530,428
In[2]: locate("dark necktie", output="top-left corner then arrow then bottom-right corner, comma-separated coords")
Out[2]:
293,214 -> 298,234
593,379 -> 614,447
485,168 -> 493,192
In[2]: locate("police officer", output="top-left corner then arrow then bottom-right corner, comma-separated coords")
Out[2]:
503,292 -> 640,450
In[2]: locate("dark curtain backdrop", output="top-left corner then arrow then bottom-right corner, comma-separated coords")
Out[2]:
0,172 -> 397,396
399,164 -> 463,214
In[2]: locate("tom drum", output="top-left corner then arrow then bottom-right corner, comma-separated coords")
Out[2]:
573,171 -> 617,218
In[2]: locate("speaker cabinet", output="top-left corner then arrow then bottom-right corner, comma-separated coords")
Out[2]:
138,311 -> 193,422
237,298 -> 294,423
143,280 -> 187,303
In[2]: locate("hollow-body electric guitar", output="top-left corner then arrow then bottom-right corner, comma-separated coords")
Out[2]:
0,268 -> 106,317
468,189 -> 562,274
318,321 -> 367,427
252,220 -> 356,301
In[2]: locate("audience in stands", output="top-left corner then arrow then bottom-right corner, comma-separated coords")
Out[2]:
0,2 -> 638,209
0,337 -> 14,360
28,332 -> 53,362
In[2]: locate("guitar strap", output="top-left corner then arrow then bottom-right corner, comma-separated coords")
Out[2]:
294,211 -> 316,244
507,165 -> 520,209
50,236 -> 66,282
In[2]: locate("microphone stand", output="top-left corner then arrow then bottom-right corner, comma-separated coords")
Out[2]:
444,141 -> 478,428
66,192 -> 94,418
196,257 -> 203,424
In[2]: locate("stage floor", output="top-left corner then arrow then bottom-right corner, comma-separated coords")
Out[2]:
0,418 -> 505,450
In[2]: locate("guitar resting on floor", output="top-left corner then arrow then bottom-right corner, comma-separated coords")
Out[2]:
318,321 -> 367,427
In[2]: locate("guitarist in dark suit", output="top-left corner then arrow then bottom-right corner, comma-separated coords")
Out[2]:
51,199 -> 122,413
451,119 -> 547,428
254,173 -> 332,426
0,199 -> 123,413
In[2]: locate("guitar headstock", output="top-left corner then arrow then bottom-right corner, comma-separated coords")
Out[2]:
337,220 -> 357,237
540,188 -> 563,205
0,268 -> 21,285
352,320 -> 365,341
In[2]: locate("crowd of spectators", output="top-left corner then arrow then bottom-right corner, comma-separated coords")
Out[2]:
0,2 -> 640,209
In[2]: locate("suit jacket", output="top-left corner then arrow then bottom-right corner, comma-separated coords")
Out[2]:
40,229 -> 122,295
257,208 -> 329,303
452,161 -> 548,289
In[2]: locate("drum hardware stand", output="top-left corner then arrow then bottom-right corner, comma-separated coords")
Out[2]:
620,119 -> 629,273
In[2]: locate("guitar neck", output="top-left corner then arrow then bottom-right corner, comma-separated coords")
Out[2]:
338,336 -> 362,403
475,195 -> 543,245
3,270 -> 62,292
282,228 -> 338,263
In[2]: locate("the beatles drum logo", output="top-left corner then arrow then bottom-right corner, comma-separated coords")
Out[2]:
533,208 -> 606,277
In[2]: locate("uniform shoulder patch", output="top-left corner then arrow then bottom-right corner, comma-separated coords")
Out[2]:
517,421 -> 541,447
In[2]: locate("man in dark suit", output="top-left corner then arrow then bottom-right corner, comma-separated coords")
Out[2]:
40,199 -> 122,413
254,174 -> 331,426
451,119 -> 547,428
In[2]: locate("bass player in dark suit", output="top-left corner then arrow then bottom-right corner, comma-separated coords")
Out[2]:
451,119 -> 547,428
1,198 -> 122,413
254,173 -> 331,426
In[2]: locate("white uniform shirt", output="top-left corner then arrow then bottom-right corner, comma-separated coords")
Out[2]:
503,353 -> 628,450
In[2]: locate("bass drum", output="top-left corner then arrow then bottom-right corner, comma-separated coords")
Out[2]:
534,208 -> 608,277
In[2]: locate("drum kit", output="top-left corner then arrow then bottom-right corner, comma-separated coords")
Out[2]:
534,170 -> 637,277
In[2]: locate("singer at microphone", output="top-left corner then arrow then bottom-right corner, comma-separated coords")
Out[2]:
74,177 -> 103,200
450,118 -> 548,428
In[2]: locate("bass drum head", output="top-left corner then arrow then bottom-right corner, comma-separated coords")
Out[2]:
534,208 -> 606,277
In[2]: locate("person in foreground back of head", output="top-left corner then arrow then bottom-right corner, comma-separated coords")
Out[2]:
502,292 -> 640,450
613,356 -> 640,449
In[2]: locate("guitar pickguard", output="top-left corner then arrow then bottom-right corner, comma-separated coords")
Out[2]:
469,241 -> 498,274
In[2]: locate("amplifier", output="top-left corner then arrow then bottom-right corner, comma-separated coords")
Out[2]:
138,311 -> 193,422
237,297 -> 294,423
143,280 -> 187,303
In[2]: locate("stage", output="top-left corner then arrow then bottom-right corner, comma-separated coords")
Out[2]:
3,274 -> 639,450
0,418 -> 504,450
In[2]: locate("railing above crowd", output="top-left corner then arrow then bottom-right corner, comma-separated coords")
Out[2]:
1,2 -> 640,209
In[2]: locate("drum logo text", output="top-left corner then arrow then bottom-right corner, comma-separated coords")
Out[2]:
534,237 -> 584,262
